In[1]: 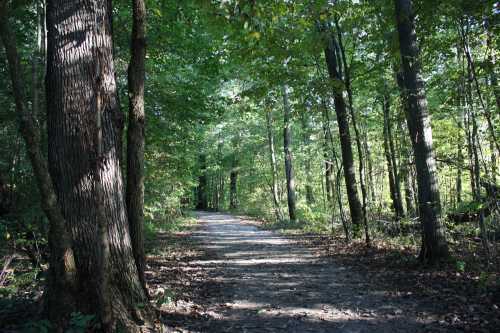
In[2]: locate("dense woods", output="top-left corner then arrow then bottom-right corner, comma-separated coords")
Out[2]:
0,0 -> 499,332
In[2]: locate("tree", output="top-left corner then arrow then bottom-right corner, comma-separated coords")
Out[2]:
0,1 -> 75,325
46,0 -> 152,329
394,0 -> 448,262
321,22 -> 363,235
282,85 -> 297,222
126,0 -> 147,291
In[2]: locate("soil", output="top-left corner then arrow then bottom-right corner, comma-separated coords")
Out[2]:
154,212 -> 466,332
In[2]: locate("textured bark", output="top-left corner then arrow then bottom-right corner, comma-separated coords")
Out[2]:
0,3 -> 77,327
282,85 -> 297,222
396,70 -> 416,215
266,109 -> 283,220
322,26 -> 363,234
46,0 -> 151,329
126,0 -> 147,291
395,0 -> 448,262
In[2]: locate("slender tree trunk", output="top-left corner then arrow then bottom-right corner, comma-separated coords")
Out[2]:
395,0 -> 448,262
300,111 -> 315,205
322,110 -> 333,205
46,1 -> 153,328
126,0 -> 147,291
322,25 -> 363,235
321,99 -> 350,240
197,153 -> 208,210
0,3 -> 76,327
459,21 -> 499,156
282,85 -> 297,222
383,93 -> 405,218
336,20 -> 370,243
266,109 -> 283,220
229,154 -> 238,209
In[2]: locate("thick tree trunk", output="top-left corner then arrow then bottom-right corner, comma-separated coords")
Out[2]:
266,109 -> 283,220
46,0 -> 151,329
396,70 -> 416,215
126,0 -> 147,291
0,3 -> 76,327
395,0 -> 448,262
322,26 -> 363,235
282,85 -> 297,222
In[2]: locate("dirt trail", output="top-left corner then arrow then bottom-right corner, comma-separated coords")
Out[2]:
162,212 -> 453,332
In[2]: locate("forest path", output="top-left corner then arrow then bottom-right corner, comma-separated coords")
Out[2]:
161,212 -> 447,332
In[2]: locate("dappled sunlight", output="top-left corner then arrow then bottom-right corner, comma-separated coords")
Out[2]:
166,212 -> 443,332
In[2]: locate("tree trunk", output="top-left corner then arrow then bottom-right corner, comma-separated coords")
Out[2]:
394,0 -> 448,262
396,70 -> 416,215
300,111 -> 315,205
0,3 -> 76,327
196,153 -> 208,210
335,20 -> 370,243
322,25 -> 363,235
266,109 -> 283,220
126,0 -> 147,291
229,154 -> 238,209
46,0 -> 152,329
383,93 -> 405,218
321,98 -> 350,241
282,85 -> 297,222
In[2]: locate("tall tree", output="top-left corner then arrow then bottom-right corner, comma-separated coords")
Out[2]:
0,1 -> 76,325
266,108 -> 283,221
321,23 -> 363,235
46,0 -> 152,329
282,85 -> 297,222
229,152 -> 238,209
394,0 -> 448,262
382,92 -> 405,218
126,0 -> 147,291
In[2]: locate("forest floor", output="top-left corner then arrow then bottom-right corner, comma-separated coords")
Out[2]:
1,211 -> 498,332
150,212 -> 499,332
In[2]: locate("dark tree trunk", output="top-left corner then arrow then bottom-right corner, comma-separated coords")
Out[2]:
383,93 -> 404,218
46,0 -> 152,329
394,0 -> 448,262
321,98 -> 350,240
229,154 -> 238,209
322,25 -> 363,235
0,3 -> 76,327
126,0 -> 146,291
196,153 -> 208,210
266,109 -> 283,220
282,85 -> 297,222
336,20 -> 370,243
300,111 -> 315,205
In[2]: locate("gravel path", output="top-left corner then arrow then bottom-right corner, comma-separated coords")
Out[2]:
174,212 -> 452,332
